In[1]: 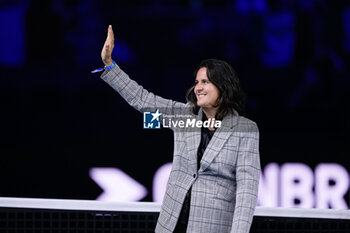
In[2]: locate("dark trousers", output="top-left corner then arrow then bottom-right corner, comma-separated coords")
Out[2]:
173,219 -> 188,233
173,190 -> 191,233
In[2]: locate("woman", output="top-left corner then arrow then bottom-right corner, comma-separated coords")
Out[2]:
100,25 -> 260,233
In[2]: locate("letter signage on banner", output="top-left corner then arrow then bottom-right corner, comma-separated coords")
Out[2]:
90,163 -> 350,209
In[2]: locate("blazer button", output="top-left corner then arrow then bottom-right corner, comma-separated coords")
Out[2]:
193,174 -> 196,178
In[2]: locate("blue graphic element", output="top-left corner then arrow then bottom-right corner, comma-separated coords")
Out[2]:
143,110 -> 162,129
343,8 -> 350,53
261,12 -> 295,68
0,5 -> 26,66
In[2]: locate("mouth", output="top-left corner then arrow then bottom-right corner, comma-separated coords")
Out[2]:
196,93 -> 206,98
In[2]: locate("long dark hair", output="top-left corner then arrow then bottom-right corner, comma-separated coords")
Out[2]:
186,59 -> 246,119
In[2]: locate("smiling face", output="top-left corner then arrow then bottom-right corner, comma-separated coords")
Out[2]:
194,67 -> 220,115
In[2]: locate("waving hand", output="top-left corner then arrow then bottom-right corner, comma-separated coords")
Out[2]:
101,25 -> 114,67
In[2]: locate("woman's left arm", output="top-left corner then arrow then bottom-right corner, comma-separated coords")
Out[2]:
231,121 -> 261,233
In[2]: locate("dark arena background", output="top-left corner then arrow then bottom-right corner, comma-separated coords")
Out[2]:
1,0 -> 350,232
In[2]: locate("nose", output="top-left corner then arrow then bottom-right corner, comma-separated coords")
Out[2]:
195,83 -> 203,93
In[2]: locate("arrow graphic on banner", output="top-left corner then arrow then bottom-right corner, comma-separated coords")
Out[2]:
89,167 -> 147,202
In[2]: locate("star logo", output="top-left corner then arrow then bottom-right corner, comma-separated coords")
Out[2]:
143,110 -> 162,129
150,109 -> 162,122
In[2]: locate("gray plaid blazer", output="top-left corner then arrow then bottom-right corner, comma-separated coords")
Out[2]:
101,64 -> 260,233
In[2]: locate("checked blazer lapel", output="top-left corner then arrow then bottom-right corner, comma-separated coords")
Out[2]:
185,109 -> 203,173
199,111 -> 238,172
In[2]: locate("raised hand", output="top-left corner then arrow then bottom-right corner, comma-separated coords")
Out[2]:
101,25 -> 114,67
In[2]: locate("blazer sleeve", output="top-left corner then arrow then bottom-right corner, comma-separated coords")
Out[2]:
100,63 -> 188,115
231,122 -> 261,233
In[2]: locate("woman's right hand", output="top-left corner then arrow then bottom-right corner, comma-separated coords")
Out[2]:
101,25 -> 115,67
